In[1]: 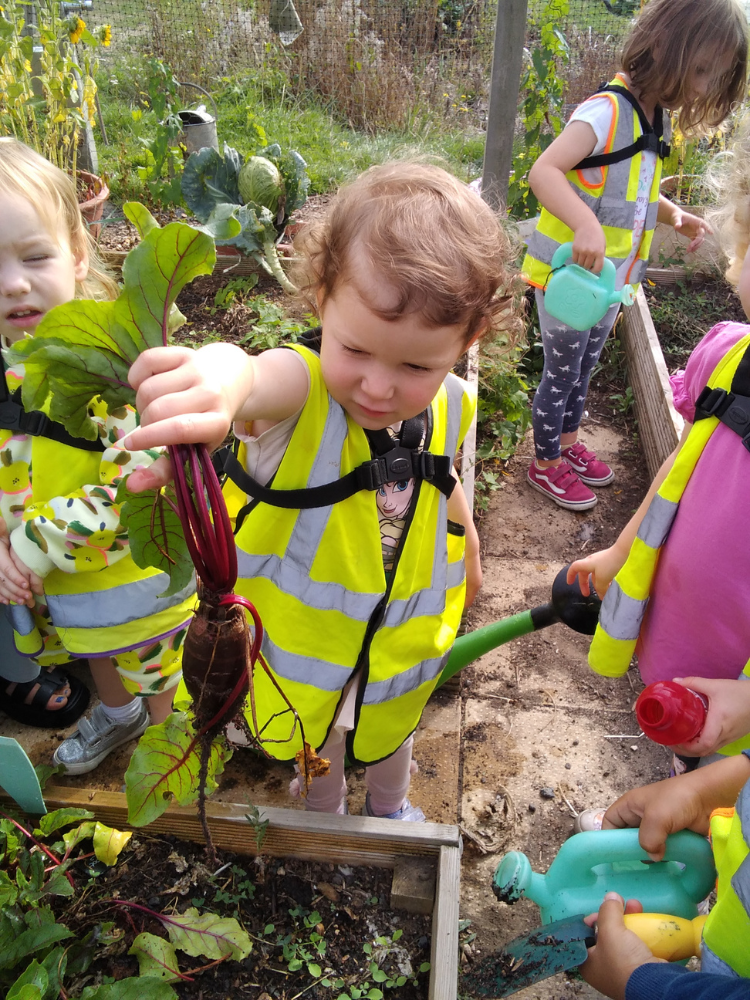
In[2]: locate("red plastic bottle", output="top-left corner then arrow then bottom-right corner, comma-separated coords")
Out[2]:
635,681 -> 708,746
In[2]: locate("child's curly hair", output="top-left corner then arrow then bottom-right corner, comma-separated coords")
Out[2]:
621,0 -> 747,138
706,117 -> 750,285
291,161 -> 524,346
0,137 -> 118,301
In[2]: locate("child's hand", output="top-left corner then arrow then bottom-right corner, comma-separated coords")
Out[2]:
0,521 -> 42,606
580,893 -> 665,1000
571,219 -> 607,273
673,209 -> 712,253
668,676 -> 750,757
127,346 -> 241,453
567,545 -> 624,598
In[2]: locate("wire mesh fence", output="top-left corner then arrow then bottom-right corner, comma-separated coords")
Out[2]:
88,0 -> 635,132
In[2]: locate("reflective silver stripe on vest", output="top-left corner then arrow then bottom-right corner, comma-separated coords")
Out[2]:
260,631 -> 354,691
287,401 -> 350,575
733,780 -> 750,913
237,549 -> 380,620
45,574 -> 196,629
598,579 -> 646,641
362,651 -> 449,705
700,947 -> 743,978
636,492 -> 678,549
8,603 -> 37,637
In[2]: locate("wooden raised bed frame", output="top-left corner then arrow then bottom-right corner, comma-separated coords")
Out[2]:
619,287 -> 684,479
5,786 -> 461,1000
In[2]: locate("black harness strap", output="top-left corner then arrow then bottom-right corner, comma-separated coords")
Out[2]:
573,84 -> 670,170
694,342 -> 750,452
0,359 -> 106,452
223,413 -> 456,527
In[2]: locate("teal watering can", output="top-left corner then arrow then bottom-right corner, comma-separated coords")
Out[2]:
544,242 -> 636,333
492,829 -> 716,924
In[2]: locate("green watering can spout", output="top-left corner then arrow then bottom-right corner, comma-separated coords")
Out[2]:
437,564 -> 600,688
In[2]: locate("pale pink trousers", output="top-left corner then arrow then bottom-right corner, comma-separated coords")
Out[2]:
290,729 -> 415,815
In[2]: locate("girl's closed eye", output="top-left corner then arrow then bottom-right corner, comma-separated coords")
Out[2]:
406,363 -> 432,373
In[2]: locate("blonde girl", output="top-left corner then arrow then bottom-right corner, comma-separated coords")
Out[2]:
0,137 -> 195,771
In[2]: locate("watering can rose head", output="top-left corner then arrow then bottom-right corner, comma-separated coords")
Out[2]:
543,242 -> 635,333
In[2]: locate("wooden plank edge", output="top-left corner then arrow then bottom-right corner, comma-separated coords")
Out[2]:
621,288 -> 683,477
2,786 -> 460,867
429,844 -> 461,1000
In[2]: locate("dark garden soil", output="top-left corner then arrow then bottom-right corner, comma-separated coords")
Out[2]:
53,833 -> 431,999
644,275 -> 745,372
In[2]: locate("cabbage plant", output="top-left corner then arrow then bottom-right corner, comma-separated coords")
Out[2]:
181,142 -> 309,293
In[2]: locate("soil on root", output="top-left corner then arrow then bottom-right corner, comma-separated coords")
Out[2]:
54,833 -> 432,999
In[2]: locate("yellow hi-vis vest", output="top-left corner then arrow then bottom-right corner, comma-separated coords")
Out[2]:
222,344 -> 475,765
5,410 -> 195,661
702,774 -> 750,978
589,332 -> 750,755
522,74 -> 668,292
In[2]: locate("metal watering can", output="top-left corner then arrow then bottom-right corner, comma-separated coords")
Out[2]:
492,828 -> 716,924
436,563 -> 601,688
177,83 -> 219,154
544,242 -> 636,332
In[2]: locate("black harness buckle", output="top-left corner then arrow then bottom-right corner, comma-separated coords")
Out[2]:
695,385 -> 750,453
18,409 -> 50,437
695,385 -> 727,418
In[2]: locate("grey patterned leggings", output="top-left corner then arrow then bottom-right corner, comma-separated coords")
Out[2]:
531,290 -> 620,461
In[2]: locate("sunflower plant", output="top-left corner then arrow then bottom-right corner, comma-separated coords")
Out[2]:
0,0 -> 111,177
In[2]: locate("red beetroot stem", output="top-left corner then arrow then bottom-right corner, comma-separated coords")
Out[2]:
168,443 -> 236,594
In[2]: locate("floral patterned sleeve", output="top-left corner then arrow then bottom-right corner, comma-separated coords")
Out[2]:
9,399 -> 163,578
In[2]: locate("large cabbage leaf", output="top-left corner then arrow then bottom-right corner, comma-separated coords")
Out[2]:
181,140 -> 308,293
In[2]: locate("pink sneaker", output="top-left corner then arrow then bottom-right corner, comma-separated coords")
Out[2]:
562,442 -> 614,486
527,460 -> 597,511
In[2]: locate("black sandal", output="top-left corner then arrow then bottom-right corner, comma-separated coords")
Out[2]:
0,667 -> 90,728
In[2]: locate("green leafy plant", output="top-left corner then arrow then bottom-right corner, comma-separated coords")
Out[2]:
507,1 -> 570,219
210,275 -> 259,313
239,294 -> 313,350
181,141 -> 309,293
332,932 -> 430,999
0,0 -> 110,176
0,806 -> 148,998
8,205 -> 318,856
131,57 -> 184,206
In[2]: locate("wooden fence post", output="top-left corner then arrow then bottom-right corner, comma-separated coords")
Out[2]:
481,0 -> 528,210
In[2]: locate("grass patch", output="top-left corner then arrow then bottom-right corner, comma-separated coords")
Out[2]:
96,58 -> 487,203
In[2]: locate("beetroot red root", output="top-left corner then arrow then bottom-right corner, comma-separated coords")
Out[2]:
183,596 -> 250,736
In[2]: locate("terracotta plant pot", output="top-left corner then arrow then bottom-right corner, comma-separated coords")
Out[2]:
77,169 -> 109,239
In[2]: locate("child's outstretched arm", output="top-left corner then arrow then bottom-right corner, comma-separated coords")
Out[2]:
446,474 -> 481,607
568,421 -> 691,597
528,121 -> 605,272
657,196 -> 712,254
125,343 -> 309,492
602,753 -> 750,860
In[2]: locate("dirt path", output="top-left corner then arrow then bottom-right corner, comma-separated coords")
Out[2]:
457,403 -> 671,998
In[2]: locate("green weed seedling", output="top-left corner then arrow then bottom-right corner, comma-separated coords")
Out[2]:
245,801 -> 269,851
239,295 -> 315,351
210,863 -> 257,915
278,905 -> 327,976
211,275 -> 259,314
